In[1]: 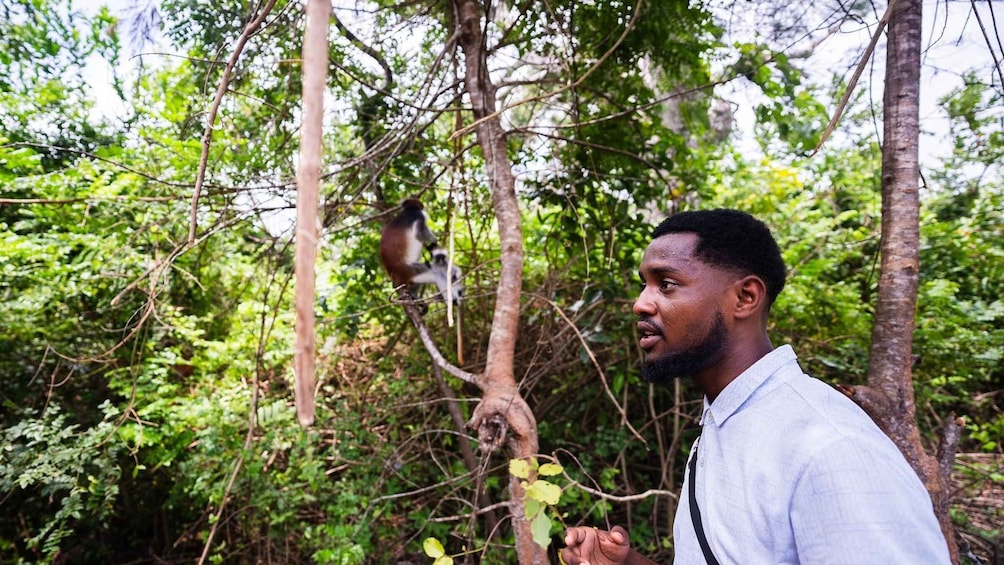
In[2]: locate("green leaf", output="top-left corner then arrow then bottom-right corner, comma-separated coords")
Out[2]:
538,463 -> 563,476
509,458 -> 531,479
433,556 -> 454,565
422,537 -> 445,558
530,511 -> 552,548
524,497 -> 541,519
526,479 -> 562,505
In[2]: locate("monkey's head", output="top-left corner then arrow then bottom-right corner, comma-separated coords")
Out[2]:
401,198 -> 424,211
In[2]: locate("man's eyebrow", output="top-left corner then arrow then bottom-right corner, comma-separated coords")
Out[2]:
639,265 -> 683,278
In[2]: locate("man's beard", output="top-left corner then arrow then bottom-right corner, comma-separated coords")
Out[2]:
641,311 -> 727,385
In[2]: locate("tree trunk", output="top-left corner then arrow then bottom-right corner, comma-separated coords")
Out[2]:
293,0 -> 329,427
451,0 -> 543,562
843,0 -> 960,561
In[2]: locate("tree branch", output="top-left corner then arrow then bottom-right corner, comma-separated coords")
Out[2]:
531,294 -> 646,445
401,298 -> 480,385
189,0 -> 278,245
450,0 -> 644,141
810,0 -> 898,157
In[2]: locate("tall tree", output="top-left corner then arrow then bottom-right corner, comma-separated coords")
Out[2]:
841,0 -> 962,562
450,0 -> 542,562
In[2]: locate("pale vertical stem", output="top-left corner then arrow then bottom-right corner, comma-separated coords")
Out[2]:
446,214 -> 456,327
293,0 -> 329,427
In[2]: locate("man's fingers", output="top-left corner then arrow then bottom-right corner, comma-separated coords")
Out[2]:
564,526 -> 588,546
560,547 -> 587,565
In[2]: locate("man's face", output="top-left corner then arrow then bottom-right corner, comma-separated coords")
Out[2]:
633,232 -> 735,384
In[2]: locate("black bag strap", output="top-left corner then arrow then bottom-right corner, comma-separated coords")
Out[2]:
689,437 -> 721,565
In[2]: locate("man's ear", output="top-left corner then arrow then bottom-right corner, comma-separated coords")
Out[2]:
732,275 -> 768,320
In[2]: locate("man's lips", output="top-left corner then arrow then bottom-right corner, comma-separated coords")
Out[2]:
637,320 -> 662,350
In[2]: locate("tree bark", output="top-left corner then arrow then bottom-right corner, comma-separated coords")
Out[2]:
293,0 -> 329,427
451,0 -> 543,562
846,0 -> 960,561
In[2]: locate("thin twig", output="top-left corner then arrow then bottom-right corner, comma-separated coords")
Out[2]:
400,296 -> 480,384
970,0 -> 1004,91
196,453 -> 246,565
195,214 -> 289,565
450,0 -> 645,141
0,196 -> 177,205
564,479 -> 678,503
3,141 -> 209,190
189,0 -> 278,245
530,293 -> 647,446
811,0 -> 899,157
111,212 -> 250,307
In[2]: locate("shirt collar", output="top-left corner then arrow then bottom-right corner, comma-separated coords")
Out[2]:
701,344 -> 797,427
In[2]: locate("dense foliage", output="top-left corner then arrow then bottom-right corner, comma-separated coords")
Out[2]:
1,0 -> 1000,563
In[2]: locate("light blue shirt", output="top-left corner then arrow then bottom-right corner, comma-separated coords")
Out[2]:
673,345 -> 951,564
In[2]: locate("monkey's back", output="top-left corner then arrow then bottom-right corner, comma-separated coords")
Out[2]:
379,222 -> 424,287
379,199 -> 437,289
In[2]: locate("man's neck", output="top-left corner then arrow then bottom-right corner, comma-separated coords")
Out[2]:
699,336 -> 774,403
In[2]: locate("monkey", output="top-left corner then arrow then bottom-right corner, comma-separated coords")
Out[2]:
379,198 -> 439,300
415,245 -> 463,304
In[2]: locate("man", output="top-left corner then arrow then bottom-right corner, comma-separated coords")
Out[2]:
561,209 -> 950,565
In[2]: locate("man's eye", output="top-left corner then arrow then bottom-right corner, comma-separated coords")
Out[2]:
659,280 -> 677,291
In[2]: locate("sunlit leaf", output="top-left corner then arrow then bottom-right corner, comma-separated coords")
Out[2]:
527,479 -> 562,505
509,458 -> 531,479
422,537 -> 445,558
538,463 -> 563,476
524,496 -> 540,519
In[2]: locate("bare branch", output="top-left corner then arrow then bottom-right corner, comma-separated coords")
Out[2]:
811,0 -> 899,157
565,480 -> 678,503
970,0 -> 1004,92
401,297 -> 480,385
530,294 -> 647,446
189,0 -> 278,245
332,11 -> 393,92
451,0 -> 645,141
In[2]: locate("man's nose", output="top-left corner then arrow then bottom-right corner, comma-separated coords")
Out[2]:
633,286 -> 656,317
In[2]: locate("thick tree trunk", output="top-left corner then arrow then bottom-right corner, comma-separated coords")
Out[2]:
451,0 -> 543,562
845,0 -> 960,561
293,0 -> 329,427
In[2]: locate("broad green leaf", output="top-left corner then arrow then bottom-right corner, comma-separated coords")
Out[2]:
531,511 -> 552,548
509,458 -> 531,479
526,479 -> 562,505
422,538 -> 445,558
524,497 -> 541,519
538,463 -> 563,476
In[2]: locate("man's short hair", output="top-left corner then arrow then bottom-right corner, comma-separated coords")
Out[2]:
651,209 -> 787,305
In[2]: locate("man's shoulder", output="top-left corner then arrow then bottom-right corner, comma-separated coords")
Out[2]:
746,369 -> 885,445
